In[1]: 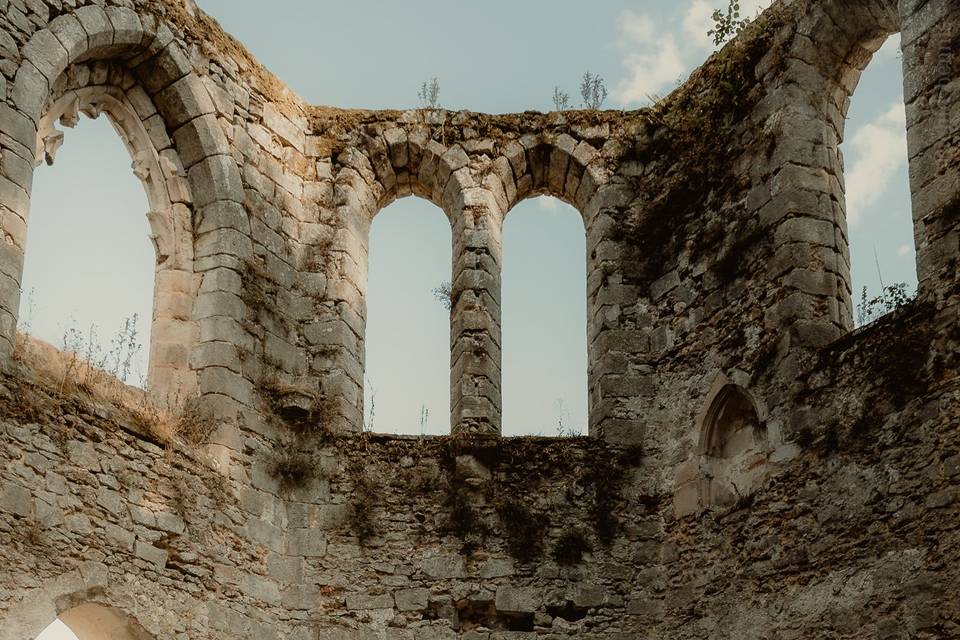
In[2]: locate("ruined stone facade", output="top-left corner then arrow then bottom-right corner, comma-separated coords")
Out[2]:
0,0 -> 958,637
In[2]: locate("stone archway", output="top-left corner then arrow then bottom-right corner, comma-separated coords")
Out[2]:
0,6 -> 251,412
57,603 -> 154,640
34,84 -> 198,398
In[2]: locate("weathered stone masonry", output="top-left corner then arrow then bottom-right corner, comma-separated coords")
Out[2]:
0,0 -> 958,638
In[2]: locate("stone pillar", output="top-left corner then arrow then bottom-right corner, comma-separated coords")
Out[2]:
450,188 -> 502,435
900,0 -> 960,308
0,105 -> 37,359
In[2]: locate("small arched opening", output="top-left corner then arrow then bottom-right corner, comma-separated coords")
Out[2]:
36,603 -> 154,640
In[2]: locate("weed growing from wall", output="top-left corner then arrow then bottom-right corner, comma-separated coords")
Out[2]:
267,449 -> 320,492
552,528 -> 592,565
348,462 -> 379,541
495,498 -> 548,562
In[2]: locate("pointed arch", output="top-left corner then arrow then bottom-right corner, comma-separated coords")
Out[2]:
0,8 -> 250,409
674,375 -> 770,516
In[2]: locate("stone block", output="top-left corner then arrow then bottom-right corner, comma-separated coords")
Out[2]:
105,6 -> 144,47
48,14 -> 89,63
775,217 -> 836,247
173,114 -> 227,168
420,556 -> 466,579
288,528 -> 327,557
263,103 -> 305,151
21,29 -> 68,85
134,540 -> 169,568
395,587 -> 430,611
156,76 -> 216,129
1,482 -> 33,517
188,155 -> 243,208
11,62 -> 47,124
495,586 -> 541,614
345,592 -> 394,610
74,5 -> 114,53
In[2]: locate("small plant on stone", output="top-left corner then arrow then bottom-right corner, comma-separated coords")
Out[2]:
444,484 -> 489,554
555,399 -> 581,438
418,77 -> 441,110
21,517 -> 46,548
855,282 -> 914,326
552,86 -> 571,111
348,463 -> 379,541
267,448 -> 318,492
432,281 -> 454,311
580,72 -> 608,110
708,0 -> 751,46
495,498 -> 548,562
364,376 -> 377,433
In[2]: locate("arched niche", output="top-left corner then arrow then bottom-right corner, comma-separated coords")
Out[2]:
674,377 -> 769,516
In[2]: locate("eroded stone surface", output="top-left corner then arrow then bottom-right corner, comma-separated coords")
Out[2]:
0,0 -> 958,637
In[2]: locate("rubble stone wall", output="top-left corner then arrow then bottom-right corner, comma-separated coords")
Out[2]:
0,0 -> 957,637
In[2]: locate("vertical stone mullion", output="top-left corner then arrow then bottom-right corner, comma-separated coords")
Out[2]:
449,189 -> 503,435
900,0 -> 960,308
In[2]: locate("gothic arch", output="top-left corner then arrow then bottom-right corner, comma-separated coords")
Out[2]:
696,382 -> 766,458
328,134 -> 499,433
674,375 -> 770,516
0,6 -> 250,408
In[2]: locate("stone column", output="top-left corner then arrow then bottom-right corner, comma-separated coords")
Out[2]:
0,106 -> 37,359
900,0 -> 960,308
450,188 -> 503,435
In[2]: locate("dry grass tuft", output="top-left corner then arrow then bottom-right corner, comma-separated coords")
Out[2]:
13,333 -> 214,446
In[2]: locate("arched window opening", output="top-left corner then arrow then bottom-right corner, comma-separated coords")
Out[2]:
841,35 -> 917,327
19,114 -> 154,388
364,198 -> 451,435
35,603 -> 153,640
36,619 -> 79,640
502,196 -> 587,437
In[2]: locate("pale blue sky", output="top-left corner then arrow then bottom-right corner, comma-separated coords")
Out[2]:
21,1 -> 913,453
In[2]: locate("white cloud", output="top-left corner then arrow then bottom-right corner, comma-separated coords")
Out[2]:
538,196 -> 560,212
618,9 -> 656,42
613,1 -> 773,107
614,36 -> 687,104
897,243 -> 912,256
844,102 -> 908,227
682,0 -> 716,53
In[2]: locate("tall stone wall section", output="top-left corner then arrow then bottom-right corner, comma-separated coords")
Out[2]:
0,0 -> 958,638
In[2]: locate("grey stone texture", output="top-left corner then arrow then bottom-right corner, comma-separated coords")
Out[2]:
0,0 -> 958,638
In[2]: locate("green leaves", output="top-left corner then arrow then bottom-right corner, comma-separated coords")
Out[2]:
708,1 -> 751,46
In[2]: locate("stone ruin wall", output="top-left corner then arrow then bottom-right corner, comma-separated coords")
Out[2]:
0,0 -> 958,637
